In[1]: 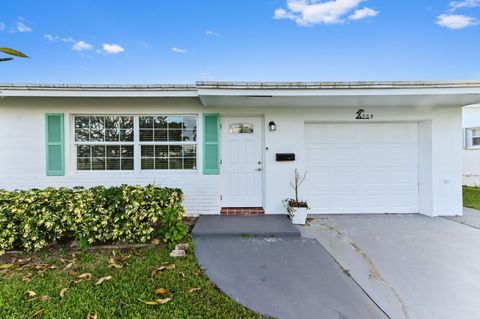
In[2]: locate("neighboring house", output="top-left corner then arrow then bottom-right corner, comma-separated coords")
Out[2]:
463,105 -> 480,186
1,81 -> 480,217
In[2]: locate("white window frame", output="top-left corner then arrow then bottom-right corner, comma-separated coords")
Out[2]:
464,127 -> 480,150
72,114 -> 198,173
138,115 -> 198,171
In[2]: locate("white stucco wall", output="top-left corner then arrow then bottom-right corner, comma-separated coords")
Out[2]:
0,97 -> 463,216
463,106 -> 480,186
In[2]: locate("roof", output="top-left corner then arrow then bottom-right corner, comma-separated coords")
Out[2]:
1,80 -> 480,91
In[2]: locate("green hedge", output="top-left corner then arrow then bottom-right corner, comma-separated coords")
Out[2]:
0,185 -> 188,254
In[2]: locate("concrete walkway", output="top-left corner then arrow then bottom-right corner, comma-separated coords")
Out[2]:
193,216 -> 386,319
301,214 -> 480,319
444,207 -> 480,229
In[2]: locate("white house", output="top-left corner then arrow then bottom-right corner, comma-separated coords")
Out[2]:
463,105 -> 480,186
1,81 -> 480,217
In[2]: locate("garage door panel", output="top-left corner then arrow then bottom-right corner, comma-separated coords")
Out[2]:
305,123 -> 419,214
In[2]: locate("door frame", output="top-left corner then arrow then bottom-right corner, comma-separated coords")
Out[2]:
220,115 -> 265,208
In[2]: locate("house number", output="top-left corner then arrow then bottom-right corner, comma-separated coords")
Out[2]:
355,109 -> 374,120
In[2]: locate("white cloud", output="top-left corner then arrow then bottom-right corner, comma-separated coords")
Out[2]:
16,18 -> 32,32
448,0 -> 480,12
436,13 -> 478,29
171,47 -> 187,53
205,30 -> 219,36
101,43 -> 125,54
348,7 -> 378,20
45,34 -> 75,44
274,0 -> 377,26
73,40 -> 93,51
0,23 -> 5,31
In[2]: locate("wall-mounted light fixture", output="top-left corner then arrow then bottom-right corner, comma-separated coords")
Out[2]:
268,121 -> 276,132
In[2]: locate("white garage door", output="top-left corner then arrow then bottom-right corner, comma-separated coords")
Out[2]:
305,123 -> 419,214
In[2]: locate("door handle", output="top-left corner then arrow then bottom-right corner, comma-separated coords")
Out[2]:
255,168 -> 262,172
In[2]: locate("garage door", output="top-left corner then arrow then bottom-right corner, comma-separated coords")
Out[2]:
305,123 -> 419,214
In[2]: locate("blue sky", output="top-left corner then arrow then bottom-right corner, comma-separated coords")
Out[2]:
1,0 -> 480,84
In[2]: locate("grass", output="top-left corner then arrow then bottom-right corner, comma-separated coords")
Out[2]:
463,186 -> 480,211
0,244 -> 267,319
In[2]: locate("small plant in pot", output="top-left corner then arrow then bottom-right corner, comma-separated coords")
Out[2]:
283,169 -> 309,225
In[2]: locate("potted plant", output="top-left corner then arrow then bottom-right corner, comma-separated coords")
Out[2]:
283,169 -> 309,225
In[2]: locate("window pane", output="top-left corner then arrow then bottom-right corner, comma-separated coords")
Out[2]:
168,129 -> 182,141
77,158 -> 91,170
120,116 -> 134,129
121,145 -> 134,158
90,116 -> 105,130
77,145 -> 91,157
90,129 -> 105,142
75,116 -> 89,129
105,116 -> 119,129
92,158 -> 106,170
105,129 -> 120,141
169,158 -> 183,169
169,145 -> 182,157
184,158 -> 196,169
229,123 -> 254,134
183,116 -> 197,131
154,129 -> 167,142
140,129 -> 154,141
473,129 -> 480,137
183,145 -> 196,157
154,116 -> 168,129
141,145 -> 154,157
107,158 -> 120,170
75,129 -> 89,142
92,145 -> 106,157
139,116 -> 153,129
473,137 -> 480,146
106,145 -> 120,157
168,116 -> 182,129
182,129 -> 196,142
155,158 -> 168,169
121,158 -> 134,170
120,128 -> 134,142
141,158 -> 154,170
155,145 -> 168,158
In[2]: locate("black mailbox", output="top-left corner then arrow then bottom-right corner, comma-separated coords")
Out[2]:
276,153 -> 295,161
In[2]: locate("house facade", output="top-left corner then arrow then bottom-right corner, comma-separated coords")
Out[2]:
463,105 -> 480,186
1,81 -> 480,217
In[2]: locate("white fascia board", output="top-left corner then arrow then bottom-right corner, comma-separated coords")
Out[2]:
0,89 -> 198,98
197,87 -> 480,97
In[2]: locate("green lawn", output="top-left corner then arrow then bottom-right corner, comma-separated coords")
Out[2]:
0,245 -> 266,319
463,186 -> 480,211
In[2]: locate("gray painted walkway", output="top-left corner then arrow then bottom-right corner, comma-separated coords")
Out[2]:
192,215 -> 301,237
193,215 -> 386,319
301,214 -> 480,319
445,207 -> 480,229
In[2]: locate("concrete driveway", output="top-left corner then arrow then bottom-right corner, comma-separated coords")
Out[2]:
301,210 -> 480,319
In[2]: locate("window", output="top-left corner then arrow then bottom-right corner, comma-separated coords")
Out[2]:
229,123 -> 254,134
75,116 -> 134,170
473,129 -> 480,146
139,116 -> 197,170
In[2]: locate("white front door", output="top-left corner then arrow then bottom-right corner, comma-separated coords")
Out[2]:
221,117 -> 263,207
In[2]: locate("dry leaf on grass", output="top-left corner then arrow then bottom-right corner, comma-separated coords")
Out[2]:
108,257 -> 123,269
39,295 -> 50,302
25,290 -> 37,297
22,273 -> 32,282
188,287 -> 202,293
151,238 -> 161,245
0,264 -> 14,269
63,262 -> 74,271
86,313 -> 97,319
95,275 -> 112,285
27,308 -> 44,318
121,255 -> 131,261
59,288 -> 68,298
139,298 -> 171,305
68,270 -> 78,276
155,288 -> 169,295
78,273 -> 92,280
150,263 -> 175,278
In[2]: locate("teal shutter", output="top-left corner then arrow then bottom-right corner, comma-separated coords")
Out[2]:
45,113 -> 65,176
203,113 -> 220,175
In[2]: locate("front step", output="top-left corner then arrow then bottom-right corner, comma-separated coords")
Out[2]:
192,215 -> 301,238
220,207 -> 265,215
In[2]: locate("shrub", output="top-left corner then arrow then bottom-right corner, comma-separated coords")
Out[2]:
0,185 -> 187,254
